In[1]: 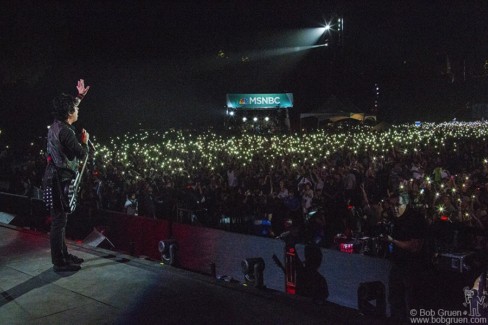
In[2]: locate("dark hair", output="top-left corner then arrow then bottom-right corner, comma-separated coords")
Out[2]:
388,190 -> 400,198
52,93 -> 76,120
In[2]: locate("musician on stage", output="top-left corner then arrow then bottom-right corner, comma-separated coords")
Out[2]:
42,79 -> 90,272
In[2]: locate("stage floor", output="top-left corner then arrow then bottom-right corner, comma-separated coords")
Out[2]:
0,224 -> 379,325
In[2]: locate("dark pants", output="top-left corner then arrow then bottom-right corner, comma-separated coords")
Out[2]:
50,207 -> 69,265
44,165 -> 73,265
388,264 -> 423,321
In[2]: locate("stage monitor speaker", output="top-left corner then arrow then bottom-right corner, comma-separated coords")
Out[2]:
83,228 -> 115,249
358,281 -> 386,317
0,211 -> 16,224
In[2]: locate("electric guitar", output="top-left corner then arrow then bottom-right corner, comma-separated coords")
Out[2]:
66,141 -> 95,213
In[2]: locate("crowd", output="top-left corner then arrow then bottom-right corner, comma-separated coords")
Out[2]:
2,121 -> 488,255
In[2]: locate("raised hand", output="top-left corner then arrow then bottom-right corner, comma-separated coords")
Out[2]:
76,79 -> 90,96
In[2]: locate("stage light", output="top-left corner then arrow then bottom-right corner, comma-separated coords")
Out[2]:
242,117 -> 247,122
158,239 -> 178,266
265,117 -> 269,122
241,257 -> 265,288
229,111 -> 235,116
253,117 -> 258,122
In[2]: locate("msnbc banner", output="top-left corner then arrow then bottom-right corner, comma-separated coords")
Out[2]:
226,93 -> 293,109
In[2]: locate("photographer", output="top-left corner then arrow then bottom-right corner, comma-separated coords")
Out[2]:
124,192 -> 138,216
385,191 -> 428,321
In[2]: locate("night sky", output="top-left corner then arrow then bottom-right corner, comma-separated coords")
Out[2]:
1,1 -> 488,146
